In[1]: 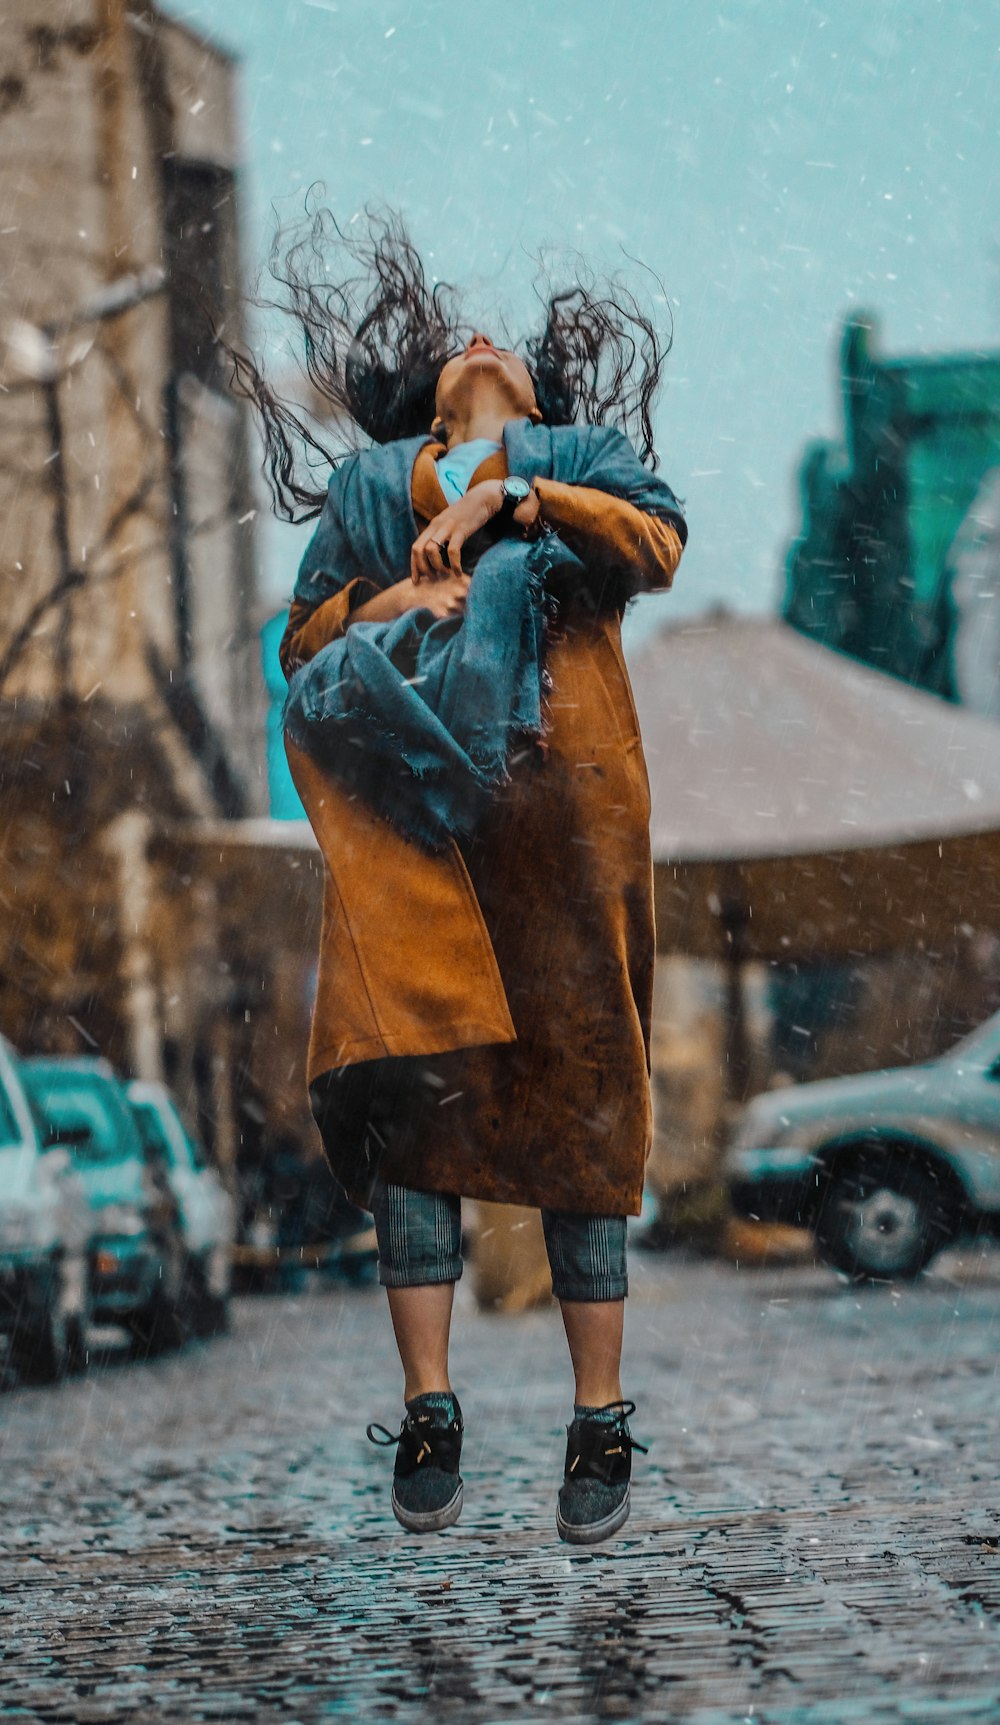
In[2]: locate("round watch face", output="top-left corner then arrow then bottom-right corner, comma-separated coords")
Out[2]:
502,477 -> 532,505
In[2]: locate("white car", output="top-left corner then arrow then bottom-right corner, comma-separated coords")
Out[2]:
126,1080 -> 235,1334
0,1037 -> 91,1383
726,1008 -> 1000,1280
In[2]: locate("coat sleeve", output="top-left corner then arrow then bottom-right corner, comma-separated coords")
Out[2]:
531,479 -> 683,597
280,454 -> 384,681
278,579 -> 379,681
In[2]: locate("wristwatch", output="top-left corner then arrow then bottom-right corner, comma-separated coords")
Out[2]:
497,475 -> 533,519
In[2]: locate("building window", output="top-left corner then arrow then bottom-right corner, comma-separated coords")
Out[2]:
162,159 -> 236,387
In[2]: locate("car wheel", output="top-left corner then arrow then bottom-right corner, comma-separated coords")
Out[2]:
64,1252 -> 91,1376
186,1258 -> 228,1338
816,1148 -> 955,1281
65,1313 -> 89,1375
11,1289 -> 68,1387
201,1288 -> 229,1336
128,1284 -> 183,1358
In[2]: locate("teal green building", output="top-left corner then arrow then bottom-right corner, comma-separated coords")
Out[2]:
784,317 -> 1000,693
260,609 -> 305,820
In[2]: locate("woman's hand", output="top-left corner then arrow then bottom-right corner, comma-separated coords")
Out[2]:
350,572 -> 471,628
411,481 -> 504,583
412,480 -> 543,582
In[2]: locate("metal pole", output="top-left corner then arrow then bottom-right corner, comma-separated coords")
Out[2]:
40,338 -> 79,700
720,883 -> 754,1107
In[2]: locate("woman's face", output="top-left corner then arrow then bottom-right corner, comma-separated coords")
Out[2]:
434,332 -> 539,431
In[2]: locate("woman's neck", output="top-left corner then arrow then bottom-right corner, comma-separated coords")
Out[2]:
444,413 -> 506,449
443,389 -> 523,450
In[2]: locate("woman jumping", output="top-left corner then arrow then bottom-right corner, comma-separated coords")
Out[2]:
237,211 -> 686,1543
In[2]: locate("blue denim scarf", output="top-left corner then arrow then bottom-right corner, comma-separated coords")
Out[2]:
284,419 -> 684,848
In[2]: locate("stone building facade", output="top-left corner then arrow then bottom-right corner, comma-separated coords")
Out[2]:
0,3 -> 320,1187
0,0 -> 266,787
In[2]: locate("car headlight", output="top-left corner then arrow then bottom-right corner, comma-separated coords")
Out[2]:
94,1203 -> 147,1239
0,1204 -> 46,1251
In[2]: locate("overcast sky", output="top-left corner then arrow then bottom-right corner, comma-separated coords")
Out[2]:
171,0 -> 1000,641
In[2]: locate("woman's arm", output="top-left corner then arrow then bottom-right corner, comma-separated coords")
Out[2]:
351,574 -> 471,626
409,475 -> 683,602
279,580 -> 377,679
279,574 -> 471,681
532,479 -> 683,597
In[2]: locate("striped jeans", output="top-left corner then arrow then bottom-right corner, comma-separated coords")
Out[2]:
370,1180 -> 628,1302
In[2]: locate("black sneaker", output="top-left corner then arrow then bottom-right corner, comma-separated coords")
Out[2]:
556,1399 -> 648,1545
366,1395 -> 464,1533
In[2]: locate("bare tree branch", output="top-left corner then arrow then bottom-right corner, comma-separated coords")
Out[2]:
0,499 -> 253,695
0,565 -> 86,691
87,464 -> 161,561
0,270 -> 255,712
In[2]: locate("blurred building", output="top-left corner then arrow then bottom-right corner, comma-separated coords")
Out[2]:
0,3 -> 320,1184
0,0 -> 265,790
949,467 -> 1000,720
261,609 -> 306,819
767,321 -> 1000,1179
784,315 -> 1000,695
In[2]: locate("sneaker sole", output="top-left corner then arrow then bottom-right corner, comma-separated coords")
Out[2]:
556,1484 -> 631,1546
391,1479 -> 464,1534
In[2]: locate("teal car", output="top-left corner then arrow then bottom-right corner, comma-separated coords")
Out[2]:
126,1080 -> 234,1335
21,1057 -> 187,1354
725,1010 -> 1000,1280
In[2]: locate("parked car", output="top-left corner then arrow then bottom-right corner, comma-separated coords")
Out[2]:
725,1009 -> 1000,1281
21,1057 -> 188,1355
125,1079 -> 234,1334
0,1037 -> 92,1383
232,1136 -> 377,1293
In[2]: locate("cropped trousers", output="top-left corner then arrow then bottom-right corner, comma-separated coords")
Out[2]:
370,1180 -> 628,1303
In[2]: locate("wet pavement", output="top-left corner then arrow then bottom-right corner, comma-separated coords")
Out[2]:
1,1247 -> 999,1724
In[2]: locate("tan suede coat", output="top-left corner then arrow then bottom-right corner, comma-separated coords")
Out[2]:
281,441 -> 682,1216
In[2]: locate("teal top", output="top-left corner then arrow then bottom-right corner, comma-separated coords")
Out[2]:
435,438 -> 502,502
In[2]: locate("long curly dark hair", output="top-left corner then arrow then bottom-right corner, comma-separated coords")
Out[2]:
226,201 -> 673,523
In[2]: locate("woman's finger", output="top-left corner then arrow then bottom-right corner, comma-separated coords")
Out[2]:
410,529 -> 433,583
428,575 -> 460,617
426,574 -> 470,618
411,533 -> 446,584
444,530 -> 466,576
425,538 -> 449,580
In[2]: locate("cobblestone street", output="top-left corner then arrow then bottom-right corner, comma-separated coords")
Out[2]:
1,1247 -> 999,1724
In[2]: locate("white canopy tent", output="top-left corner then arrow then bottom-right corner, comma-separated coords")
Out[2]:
630,612 -> 1000,964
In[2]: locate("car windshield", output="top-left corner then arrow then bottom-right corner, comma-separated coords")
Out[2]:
21,1072 -> 137,1163
130,1101 -> 177,1169
0,1079 -> 21,1150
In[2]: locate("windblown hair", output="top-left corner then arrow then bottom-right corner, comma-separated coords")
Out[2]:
226,201 -> 672,522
